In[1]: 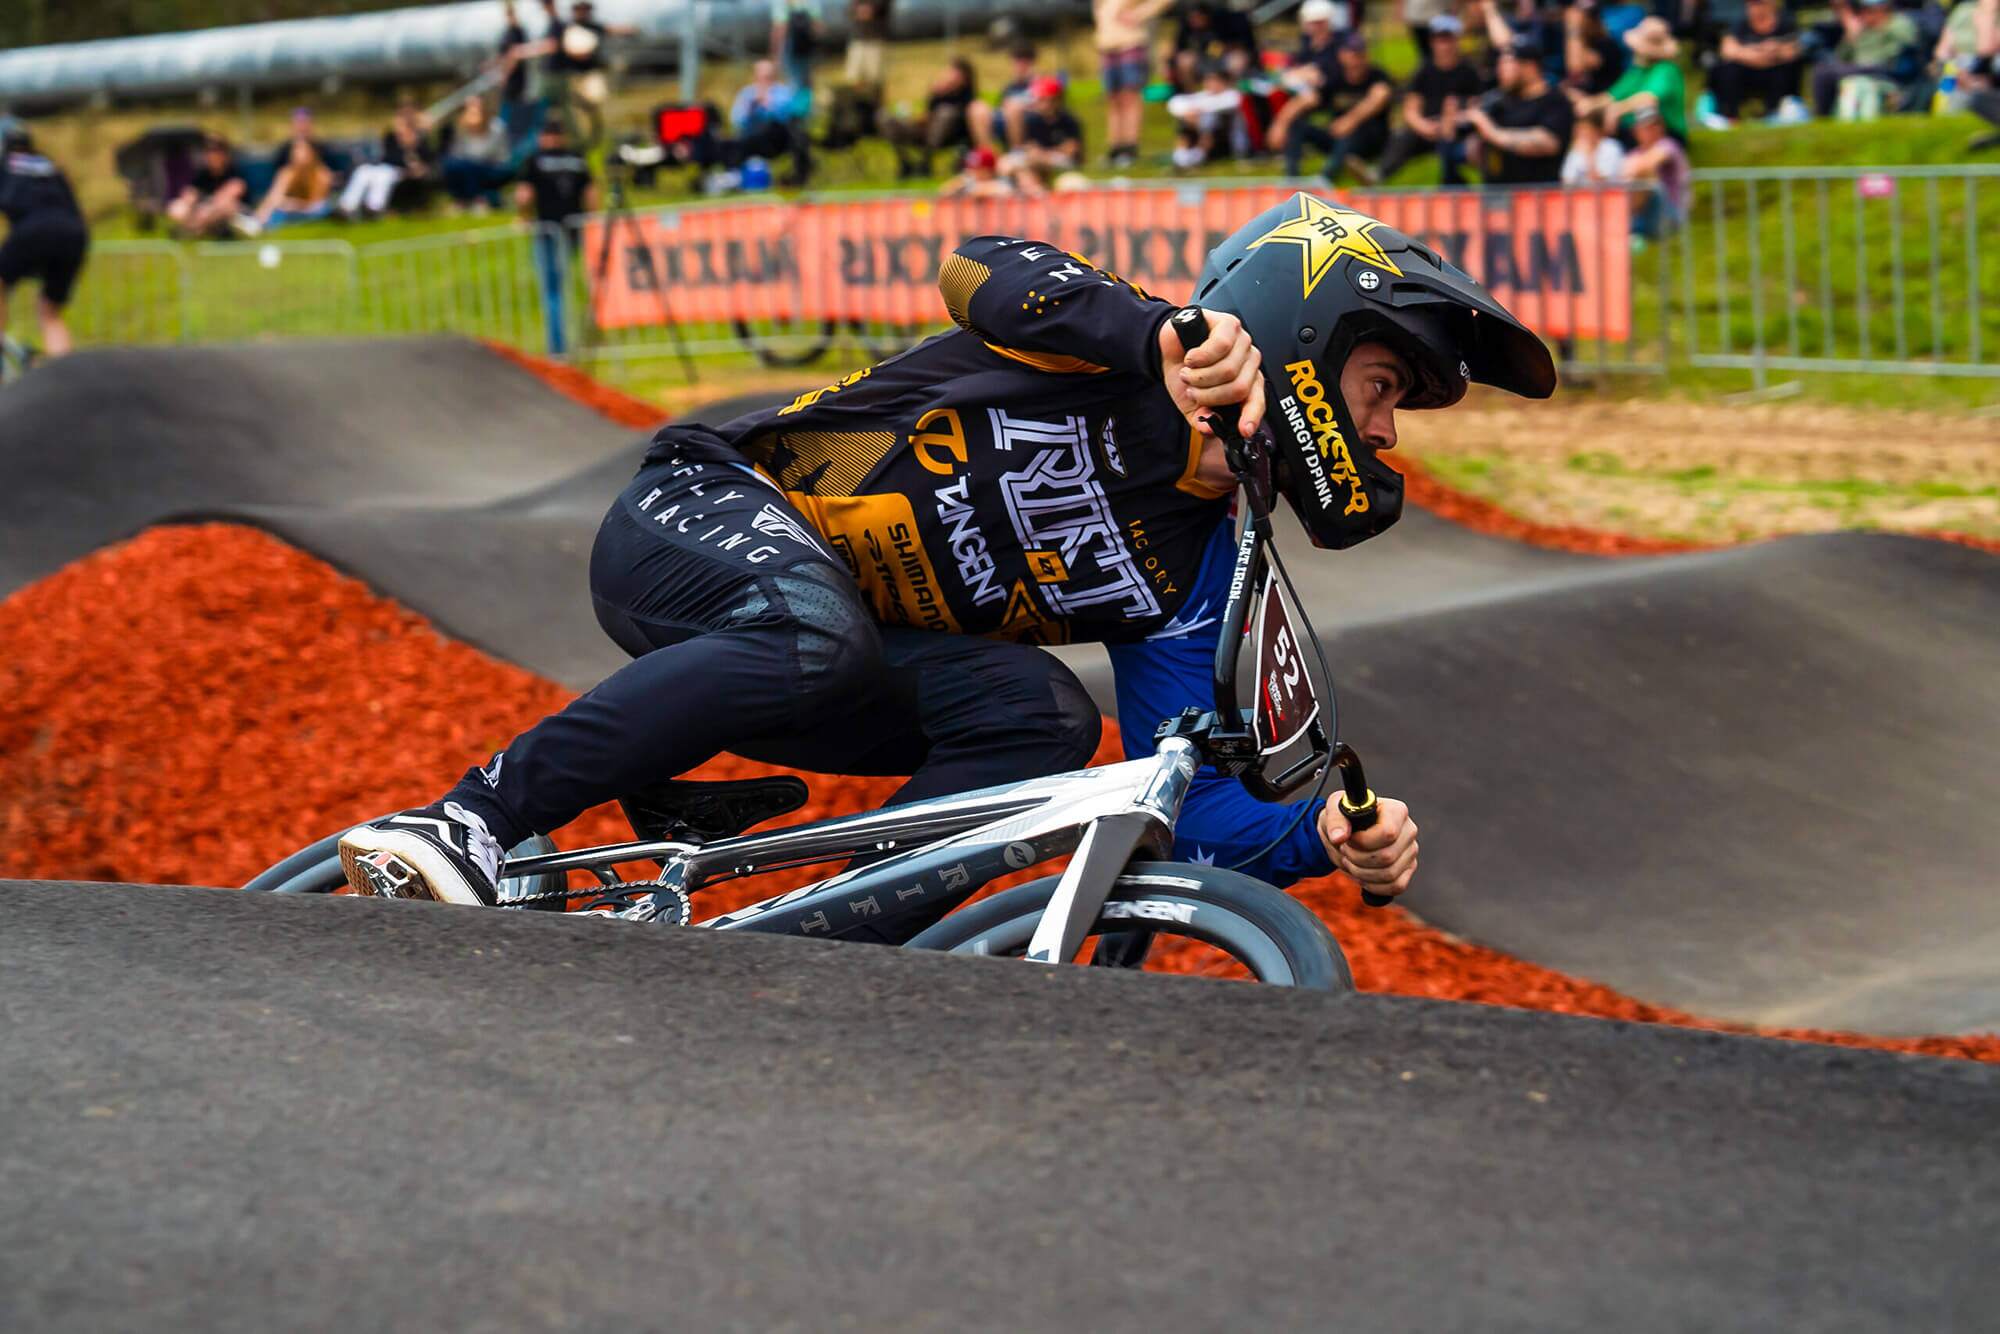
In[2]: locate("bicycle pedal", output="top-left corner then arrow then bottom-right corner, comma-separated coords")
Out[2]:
348,848 -> 424,899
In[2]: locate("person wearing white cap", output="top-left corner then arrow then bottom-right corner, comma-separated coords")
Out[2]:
1264,0 -> 1349,157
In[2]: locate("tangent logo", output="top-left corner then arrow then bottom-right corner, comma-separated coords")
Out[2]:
1002,841 -> 1036,869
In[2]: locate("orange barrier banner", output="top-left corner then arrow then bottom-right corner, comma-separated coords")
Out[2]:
581,184 -> 1632,341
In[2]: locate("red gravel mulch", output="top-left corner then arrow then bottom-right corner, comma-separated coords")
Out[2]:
3,521 -> 1995,1064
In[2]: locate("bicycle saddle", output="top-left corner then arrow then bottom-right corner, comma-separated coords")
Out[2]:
617,776 -> 811,845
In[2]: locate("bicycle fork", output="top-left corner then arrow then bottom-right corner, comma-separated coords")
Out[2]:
1023,737 -> 1200,965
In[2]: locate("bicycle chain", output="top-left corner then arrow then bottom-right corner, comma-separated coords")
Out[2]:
496,880 -> 691,925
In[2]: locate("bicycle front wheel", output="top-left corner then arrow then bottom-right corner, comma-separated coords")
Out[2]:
902,862 -> 1352,991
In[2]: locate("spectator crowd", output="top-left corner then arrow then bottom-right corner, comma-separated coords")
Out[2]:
153,0 -> 2000,246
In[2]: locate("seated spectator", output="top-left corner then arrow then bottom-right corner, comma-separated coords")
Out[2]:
1283,32 -> 1393,183
941,146 -> 1019,197
1264,0 -> 1344,158
969,42 -> 1044,152
442,95 -> 515,212
1703,0 -> 1809,125
1378,15 -> 1483,185
1168,63 -> 1249,168
1622,105 -> 1689,239
1578,17 -> 1689,140
166,134 -> 246,238
1482,0 -> 1565,82
1172,2 -> 1261,92
1001,77 -> 1084,196
244,138 -> 335,233
1939,0 -> 2000,146
275,106 -> 331,173
730,58 -> 813,187
1464,37 -> 1576,185
339,100 -> 437,219
1560,2 -> 1629,98
885,57 -> 977,178
1560,112 -> 1626,184
1812,0 -> 1923,117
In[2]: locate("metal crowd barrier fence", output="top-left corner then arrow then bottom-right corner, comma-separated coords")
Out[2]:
47,167 -> 2000,387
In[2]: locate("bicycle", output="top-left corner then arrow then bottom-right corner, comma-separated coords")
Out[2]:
245,309 -> 1391,988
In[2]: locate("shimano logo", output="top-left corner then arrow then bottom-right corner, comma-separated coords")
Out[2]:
1284,361 -> 1369,517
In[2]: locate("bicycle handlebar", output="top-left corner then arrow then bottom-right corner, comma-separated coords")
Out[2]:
1172,306 -> 1391,910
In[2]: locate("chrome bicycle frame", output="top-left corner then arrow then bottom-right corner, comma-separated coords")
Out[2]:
496,736 -> 1202,964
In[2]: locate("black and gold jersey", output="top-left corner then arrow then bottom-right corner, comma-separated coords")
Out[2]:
642,235 -> 1233,646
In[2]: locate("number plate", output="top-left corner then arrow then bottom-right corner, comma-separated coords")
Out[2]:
1251,567 -> 1320,755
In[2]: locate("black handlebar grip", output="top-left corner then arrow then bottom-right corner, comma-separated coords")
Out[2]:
1171,305 -> 1211,355
1338,790 -> 1395,909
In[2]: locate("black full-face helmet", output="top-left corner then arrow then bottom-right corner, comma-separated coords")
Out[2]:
1194,192 -> 1556,549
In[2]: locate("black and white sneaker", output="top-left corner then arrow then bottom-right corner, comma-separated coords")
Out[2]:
338,801 -> 504,906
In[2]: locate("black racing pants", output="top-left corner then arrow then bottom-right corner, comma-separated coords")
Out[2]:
445,453 -> 1102,849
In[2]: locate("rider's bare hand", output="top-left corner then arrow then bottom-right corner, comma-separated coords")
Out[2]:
1158,307 -> 1265,442
1317,796 -> 1420,900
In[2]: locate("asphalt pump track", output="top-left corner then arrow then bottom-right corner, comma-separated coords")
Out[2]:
3,340 -> 1996,1328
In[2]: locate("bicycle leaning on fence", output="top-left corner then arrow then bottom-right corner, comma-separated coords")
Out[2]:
245,315 -> 1390,988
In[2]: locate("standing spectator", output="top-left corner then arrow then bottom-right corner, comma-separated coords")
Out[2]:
1264,1 -> 1347,160
940,146 -> 1019,197
1559,112 -> 1625,183
1622,106 -> 1689,239
495,0 -> 535,139
166,134 -> 248,238
1172,3 -> 1260,91
1002,77 -> 1084,195
0,119 -> 88,360
847,0 -> 893,92
442,96 -> 515,212
1584,17 -> 1689,140
540,0 -> 636,147
1464,38 -> 1576,185
1095,0 -> 1177,167
339,101 -> 437,219
731,57 -> 814,186
245,138 -> 335,233
1282,33 -> 1393,183
885,57 -> 977,178
516,118 -> 594,357
1703,0 -> 1808,125
970,42 -> 1045,151
1377,15 -> 1482,184
1811,0 -> 1922,117
772,0 -> 823,93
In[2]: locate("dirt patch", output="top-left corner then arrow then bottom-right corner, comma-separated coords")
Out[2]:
3,522 -> 1995,1064
1409,389 -> 2000,544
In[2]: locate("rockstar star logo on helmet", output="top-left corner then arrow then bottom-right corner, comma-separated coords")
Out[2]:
1246,194 -> 1403,299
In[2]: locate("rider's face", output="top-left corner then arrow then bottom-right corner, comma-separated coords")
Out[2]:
1339,341 -> 1411,452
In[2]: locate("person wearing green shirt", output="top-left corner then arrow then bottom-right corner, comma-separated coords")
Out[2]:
1810,0 -> 1921,113
1582,16 -> 1689,139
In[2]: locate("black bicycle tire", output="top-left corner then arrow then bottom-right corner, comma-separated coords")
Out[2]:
903,861 -> 1352,991
732,316 -> 836,368
845,318 -> 926,362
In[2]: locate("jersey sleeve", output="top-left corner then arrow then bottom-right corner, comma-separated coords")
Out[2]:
938,235 -> 1176,380
1101,523 -> 1335,891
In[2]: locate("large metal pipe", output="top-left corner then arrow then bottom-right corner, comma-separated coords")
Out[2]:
0,0 -> 1086,109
